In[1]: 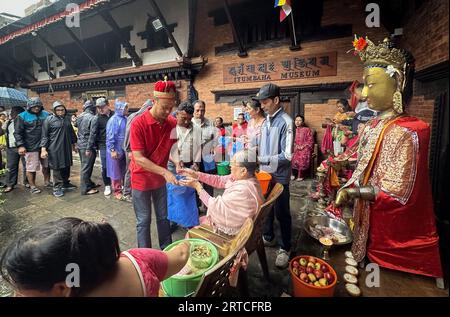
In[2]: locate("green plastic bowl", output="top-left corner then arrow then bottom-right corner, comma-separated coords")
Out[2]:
217,161 -> 230,175
161,239 -> 219,297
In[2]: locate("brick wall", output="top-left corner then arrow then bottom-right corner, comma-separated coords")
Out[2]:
399,0 -> 448,130
193,0 -> 388,122
35,80 -> 189,113
407,96 -> 435,125
125,83 -> 154,108
38,91 -> 82,112
125,80 -> 189,109
400,0 -> 449,72
304,100 -> 340,147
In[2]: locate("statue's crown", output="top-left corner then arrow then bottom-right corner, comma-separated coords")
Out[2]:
352,36 -> 408,70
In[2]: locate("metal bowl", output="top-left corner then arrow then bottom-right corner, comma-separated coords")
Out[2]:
303,215 -> 353,246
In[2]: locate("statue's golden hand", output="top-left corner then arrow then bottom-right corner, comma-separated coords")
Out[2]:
335,186 -> 376,207
335,189 -> 350,207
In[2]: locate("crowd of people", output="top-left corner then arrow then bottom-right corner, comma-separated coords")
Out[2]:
0,79 -> 297,295
0,36 -> 444,296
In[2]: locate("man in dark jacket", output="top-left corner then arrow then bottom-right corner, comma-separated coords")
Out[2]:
76,100 -> 99,195
253,83 -> 294,269
41,101 -> 78,197
2,106 -> 28,193
93,97 -> 114,196
14,97 -> 51,194
350,84 -> 377,134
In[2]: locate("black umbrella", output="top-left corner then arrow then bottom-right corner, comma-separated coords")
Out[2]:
0,87 -> 28,109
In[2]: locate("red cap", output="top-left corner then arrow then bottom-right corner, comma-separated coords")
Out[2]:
154,76 -> 176,99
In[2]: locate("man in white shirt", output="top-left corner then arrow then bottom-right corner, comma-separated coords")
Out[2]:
169,101 -> 201,173
192,100 -> 216,209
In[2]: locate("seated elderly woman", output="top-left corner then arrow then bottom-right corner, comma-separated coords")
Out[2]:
179,149 -> 264,236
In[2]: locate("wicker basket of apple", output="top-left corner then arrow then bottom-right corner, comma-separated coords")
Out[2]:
289,255 -> 337,297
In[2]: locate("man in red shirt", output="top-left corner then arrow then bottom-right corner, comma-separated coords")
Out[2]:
129,79 -> 178,249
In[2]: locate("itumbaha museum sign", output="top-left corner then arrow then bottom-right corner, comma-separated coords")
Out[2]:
223,51 -> 337,84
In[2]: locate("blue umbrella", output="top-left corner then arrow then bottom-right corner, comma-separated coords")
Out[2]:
0,87 -> 28,109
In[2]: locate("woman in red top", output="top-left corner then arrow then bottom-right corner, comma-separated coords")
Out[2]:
0,217 -> 190,297
231,113 -> 247,139
214,117 -> 226,137
291,115 -> 314,181
214,117 -> 227,162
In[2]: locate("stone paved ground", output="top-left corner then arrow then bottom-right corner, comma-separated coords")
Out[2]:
0,159 -> 448,297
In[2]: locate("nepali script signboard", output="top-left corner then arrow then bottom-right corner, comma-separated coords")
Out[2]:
223,51 -> 337,84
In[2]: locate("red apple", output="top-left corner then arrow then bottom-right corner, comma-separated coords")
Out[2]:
292,261 -> 299,268
306,266 -> 314,274
308,256 -> 317,264
320,264 -> 329,273
314,269 -> 324,279
292,267 -> 299,276
300,273 -> 309,283
299,258 -> 307,266
298,266 -> 306,274
314,262 -> 321,270
324,272 -> 334,284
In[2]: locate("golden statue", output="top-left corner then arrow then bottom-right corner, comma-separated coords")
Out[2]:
336,36 -> 443,278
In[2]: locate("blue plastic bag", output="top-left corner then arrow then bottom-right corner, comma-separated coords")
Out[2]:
203,153 -> 216,172
218,136 -> 231,148
167,175 -> 199,228
230,140 -> 244,156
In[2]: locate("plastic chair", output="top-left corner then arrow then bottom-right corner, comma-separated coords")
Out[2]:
239,183 -> 284,292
